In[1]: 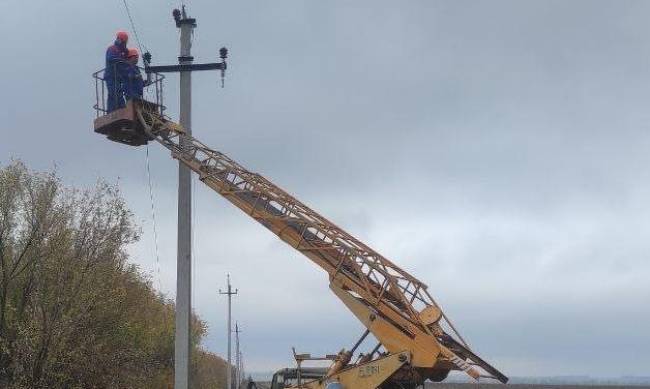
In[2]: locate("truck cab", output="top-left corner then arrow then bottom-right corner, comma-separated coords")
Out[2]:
270,367 -> 328,389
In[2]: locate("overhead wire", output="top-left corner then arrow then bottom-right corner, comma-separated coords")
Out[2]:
121,0 -> 146,55
119,0 -> 162,291
146,145 -> 162,292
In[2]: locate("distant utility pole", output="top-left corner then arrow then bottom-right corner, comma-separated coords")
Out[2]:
234,322 -> 242,388
143,6 -> 228,389
239,350 -> 245,388
220,275 -> 238,389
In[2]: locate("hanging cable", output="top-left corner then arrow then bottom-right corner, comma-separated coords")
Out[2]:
145,145 -> 162,291
121,0 -> 146,55
122,0 -> 159,291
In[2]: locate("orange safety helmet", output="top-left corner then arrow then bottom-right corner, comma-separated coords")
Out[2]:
127,48 -> 139,59
116,30 -> 129,43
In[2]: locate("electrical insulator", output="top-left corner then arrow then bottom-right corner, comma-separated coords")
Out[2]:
143,52 -> 152,66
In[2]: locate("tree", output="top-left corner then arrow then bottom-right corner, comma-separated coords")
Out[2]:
0,161 -> 226,388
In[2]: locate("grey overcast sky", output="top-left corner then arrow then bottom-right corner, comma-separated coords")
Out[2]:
2,0 -> 650,378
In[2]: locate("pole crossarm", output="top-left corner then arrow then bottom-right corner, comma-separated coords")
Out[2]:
135,106 -> 508,384
146,62 -> 226,73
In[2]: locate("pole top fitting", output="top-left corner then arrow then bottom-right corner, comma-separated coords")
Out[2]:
173,7 -> 197,28
143,51 -> 152,66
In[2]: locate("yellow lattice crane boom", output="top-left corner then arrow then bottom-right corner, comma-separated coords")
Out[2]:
93,94 -> 508,388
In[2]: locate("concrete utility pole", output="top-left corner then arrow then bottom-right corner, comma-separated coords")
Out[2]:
220,275 -> 238,389
143,6 -> 228,389
234,322 -> 241,388
175,6 -> 196,389
239,350 -> 245,387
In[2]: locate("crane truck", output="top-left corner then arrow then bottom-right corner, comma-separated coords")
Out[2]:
92,70 -> 508,389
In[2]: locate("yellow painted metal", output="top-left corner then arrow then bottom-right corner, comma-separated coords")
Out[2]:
294,352 -> 410,389
330,279 -> 441,368
419,306 -> 442,326
132,105 -> 508,385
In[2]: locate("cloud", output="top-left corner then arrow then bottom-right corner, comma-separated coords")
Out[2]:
2,0 -> 650,377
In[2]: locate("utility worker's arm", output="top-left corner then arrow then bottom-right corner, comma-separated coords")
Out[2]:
106,46 -> 122,64
106,47 -> 127,71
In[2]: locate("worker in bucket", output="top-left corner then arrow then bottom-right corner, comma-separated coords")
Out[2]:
124,48 -> 144,100
104,30 -> 129,112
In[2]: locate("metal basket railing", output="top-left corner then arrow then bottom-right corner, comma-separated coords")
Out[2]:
93,65 -> 165,118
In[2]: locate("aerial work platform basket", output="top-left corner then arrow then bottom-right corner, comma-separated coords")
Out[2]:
92,67 -> 165,146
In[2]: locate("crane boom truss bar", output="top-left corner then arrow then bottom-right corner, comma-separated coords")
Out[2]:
140,112 -> 435,327
135,106 -> 507,384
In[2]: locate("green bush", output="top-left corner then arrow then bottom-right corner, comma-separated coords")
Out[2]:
0,161 -> 226,388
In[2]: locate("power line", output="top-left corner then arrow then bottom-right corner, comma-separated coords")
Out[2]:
121,0 -> 145,54
145,145 -> 162,291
